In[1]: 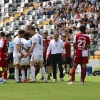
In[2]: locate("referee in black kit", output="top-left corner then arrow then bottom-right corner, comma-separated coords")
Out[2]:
46,32 -> 65,82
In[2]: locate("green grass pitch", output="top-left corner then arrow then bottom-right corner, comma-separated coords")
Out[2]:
0,75 -> 100,100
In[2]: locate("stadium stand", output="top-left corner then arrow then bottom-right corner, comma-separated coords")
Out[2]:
0,0 -> 100,59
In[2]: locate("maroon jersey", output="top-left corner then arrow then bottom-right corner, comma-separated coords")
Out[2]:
64,41 -> 71,57
73,33 -> 90,57
0,38 -> 9,60
43,39 -> 50,57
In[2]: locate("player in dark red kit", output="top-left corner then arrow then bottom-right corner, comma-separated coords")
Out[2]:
61,34 -> 72,76
68,25 -> 90,84
0,32 -> 9,83
43,31 -> 52,80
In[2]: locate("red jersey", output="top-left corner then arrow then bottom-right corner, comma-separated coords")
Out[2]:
64,41 -> 71,57
0,38 -> 9,60
43,39 -> 50,57
73,33 -> 90,57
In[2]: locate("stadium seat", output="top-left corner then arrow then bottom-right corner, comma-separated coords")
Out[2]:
16,0 -> 21,3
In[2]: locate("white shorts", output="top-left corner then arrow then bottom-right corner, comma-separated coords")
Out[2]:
20,58 -> 30,66
30,55 -> 43,62
13,57 -> 21,65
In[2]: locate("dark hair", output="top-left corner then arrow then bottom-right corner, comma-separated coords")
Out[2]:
6,33 -> 11,37
79,25 -> 86,32
18,30 -> 25,34
30,26 -> 35,31
0,32 -> 5,37
43,31 -> 48,35
24,33 -> 29,40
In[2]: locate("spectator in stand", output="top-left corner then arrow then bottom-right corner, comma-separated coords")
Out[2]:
45,2 -> 55,16
38,4 -> 45,16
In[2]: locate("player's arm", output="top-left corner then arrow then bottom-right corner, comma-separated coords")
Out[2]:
16,44 -> 24,56
0,40 -> 4,50
43,40 -> 47,51
46,41 -> 51,60
25,42 -> 35,56
9,47 -> 13,54
62,42 -> 66,61
86,37 -> 91,57
22,46 -> 28,52
73,35 -> 76,49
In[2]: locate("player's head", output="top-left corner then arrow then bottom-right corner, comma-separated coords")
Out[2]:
61,34 -> 66,42
79,25 -> 86,33
24,33 -> 29,40
0,32 -> 5,38
53,31 -> 59,41
29,26 -> 36,36
6,33 -> 11,41
18,30 -> 25,38
43,31 -> 48,39
47,35 -> 53,40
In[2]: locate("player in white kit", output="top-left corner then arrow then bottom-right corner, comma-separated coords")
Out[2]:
20,33 -> 31,81
24,26 -> 47,83
13,30 -> 25,83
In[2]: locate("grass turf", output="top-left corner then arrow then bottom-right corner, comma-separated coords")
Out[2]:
93,66 -> 100,71
0,75 -> 100,100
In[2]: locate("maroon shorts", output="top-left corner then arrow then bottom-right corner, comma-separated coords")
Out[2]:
0,58 -> 8,68
73,56 -> 88,64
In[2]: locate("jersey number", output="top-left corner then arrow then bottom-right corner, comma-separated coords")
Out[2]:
78,40 -> 86,48
38,36 -> 41,45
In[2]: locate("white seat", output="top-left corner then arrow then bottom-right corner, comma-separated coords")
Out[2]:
50,15 -> 54,20
5,3 -> 9,8
3,27 -> 6,32
75,64 -> 81,76
51,25 -> 55,29
10,26 -> 14,31
17,7 -> 21,12
11,22 -> 14,26
1,8 -> 4,13
5,8 -> 8,13
21,0 -> 25,3
43,25 -> 47,30
20,8 -> 23,12
43,2 -> 48,7
21,3 -> 25,8
25,0 -> 28,3
43,15 -> 47,20
29,16 -> 32,21
10,17 -> 13,21
20,25 -> 25,30
32,11 -> 36,16
26,20 -> 30,25
9,0 -> 12,4
5,13 -> 9,17
19,16 -> 22,21
0,0 -> 4,4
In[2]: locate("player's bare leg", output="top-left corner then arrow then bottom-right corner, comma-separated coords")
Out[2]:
68,63 -> 77,84
39,61 -> 47,83
15,64 -> 20,83
81,64 -> 86,84
0,68 -> 7,83
66,64 -> 70,77
47,66 -> 52,80
27,61 -> 36,83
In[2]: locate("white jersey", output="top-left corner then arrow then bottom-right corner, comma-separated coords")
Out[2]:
21,38 -> 31,55
13,36 -> 22,57
31,33 -> 43,55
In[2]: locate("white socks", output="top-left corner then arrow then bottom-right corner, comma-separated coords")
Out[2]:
41,67 -> 46,80
31,66 -> 35,80
21,70 -> 25,81
15,68 -> 19,82
27,69 -> 31,79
